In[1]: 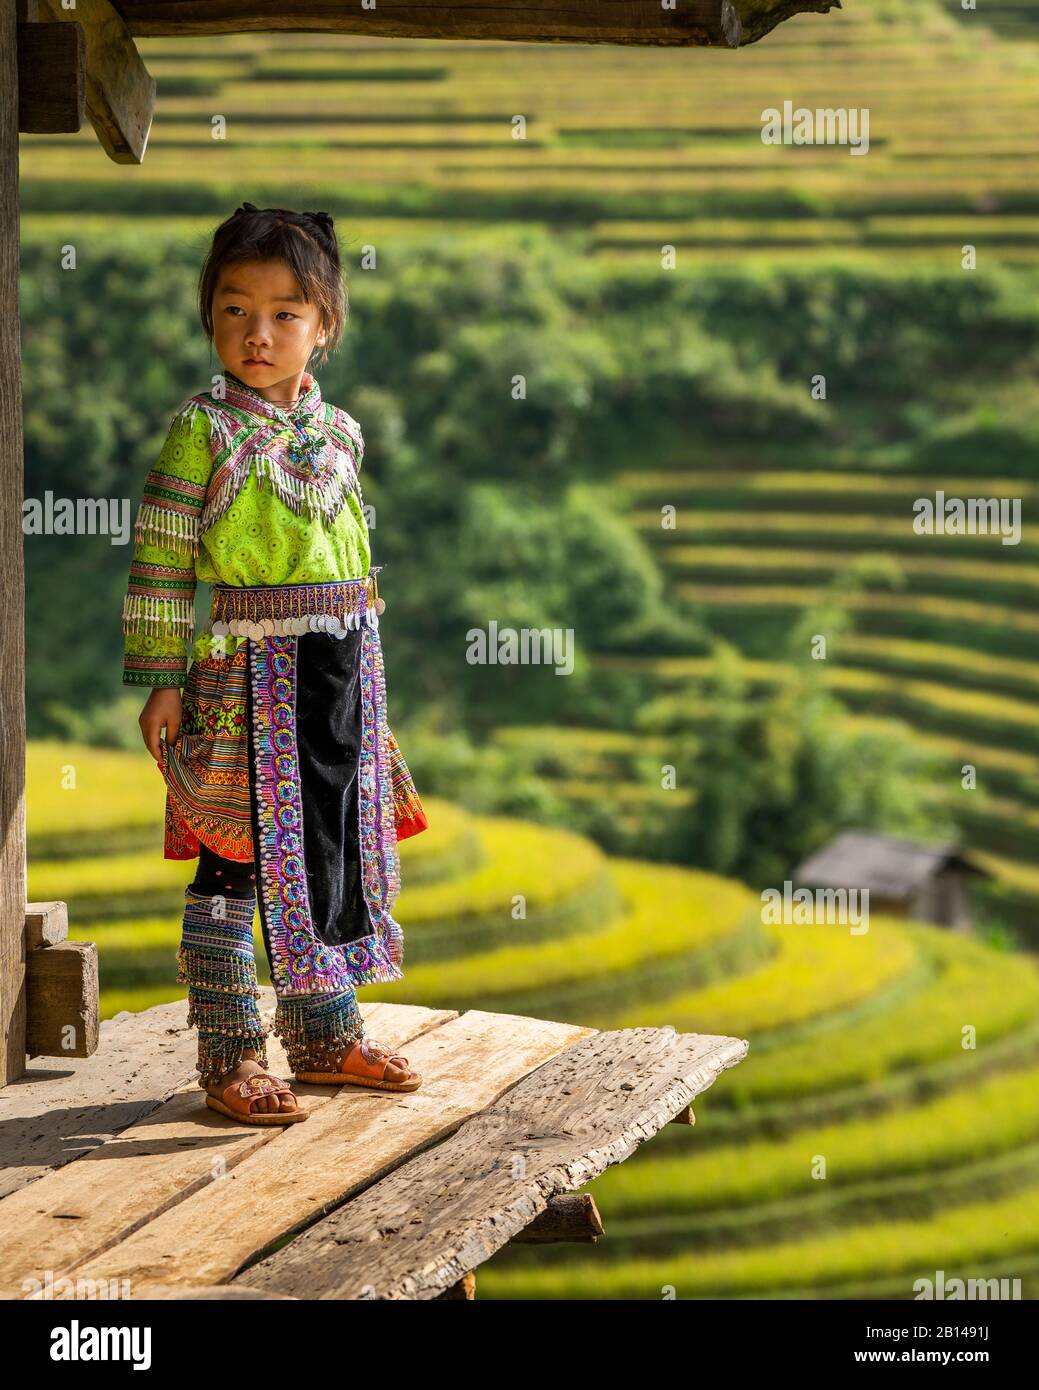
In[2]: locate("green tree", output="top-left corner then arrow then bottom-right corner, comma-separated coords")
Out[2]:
647,560 -> 955,888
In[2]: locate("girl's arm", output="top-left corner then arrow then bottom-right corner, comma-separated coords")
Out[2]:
121,407 -> 212,757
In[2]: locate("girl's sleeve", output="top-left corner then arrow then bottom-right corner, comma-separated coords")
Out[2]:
121,407 -> 213,688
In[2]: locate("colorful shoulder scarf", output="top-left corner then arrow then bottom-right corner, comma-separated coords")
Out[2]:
173,369 -> 365,540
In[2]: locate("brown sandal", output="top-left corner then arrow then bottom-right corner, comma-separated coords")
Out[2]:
205,1071 -> 309,1125
295,1036 -> 422,1091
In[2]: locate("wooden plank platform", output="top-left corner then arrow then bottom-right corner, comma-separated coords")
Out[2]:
0,995 -> 747,1300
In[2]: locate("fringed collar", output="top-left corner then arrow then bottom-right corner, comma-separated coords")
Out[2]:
221,368 -> 324,426
175,369 -> 364,534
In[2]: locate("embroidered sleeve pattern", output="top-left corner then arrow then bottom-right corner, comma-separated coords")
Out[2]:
122,410 -> 213,688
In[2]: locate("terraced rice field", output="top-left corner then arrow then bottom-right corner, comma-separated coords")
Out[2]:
609,456 -> 1039,924
19,2 -> 1039,267
489,441 -> 1039,938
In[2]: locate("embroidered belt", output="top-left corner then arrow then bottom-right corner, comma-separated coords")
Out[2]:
209,569 -> 382,640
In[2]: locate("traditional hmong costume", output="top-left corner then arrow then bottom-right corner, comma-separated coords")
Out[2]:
121,369 -> 428,1086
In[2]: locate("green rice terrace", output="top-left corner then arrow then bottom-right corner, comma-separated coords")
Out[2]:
18,0 -> 1039,268
487,447 -> 1039,944
27,742 -> 1039,1299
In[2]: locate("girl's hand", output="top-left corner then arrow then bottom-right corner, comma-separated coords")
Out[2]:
139,687 -> 183,765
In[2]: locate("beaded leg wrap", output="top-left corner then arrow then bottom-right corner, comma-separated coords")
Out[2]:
176,888 -> 269,1089
273,986 -> 365,1075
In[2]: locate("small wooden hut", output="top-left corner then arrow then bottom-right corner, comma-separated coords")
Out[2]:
793,830 -> 991,932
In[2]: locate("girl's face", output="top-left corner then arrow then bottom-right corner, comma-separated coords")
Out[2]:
212,257 -> 327,400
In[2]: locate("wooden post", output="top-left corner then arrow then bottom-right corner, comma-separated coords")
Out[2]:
1,0 -> 28,1084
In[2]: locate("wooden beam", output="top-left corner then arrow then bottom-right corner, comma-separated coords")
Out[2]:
0,0 -> 28,1087
233,1029 -> 747,1299
17,20 -> 85,134
512,1192 -> 604,1243
115,0 -> 841,47
25,940 -> 99,1060
36,0 -> 155,163
25,901 -> 69,950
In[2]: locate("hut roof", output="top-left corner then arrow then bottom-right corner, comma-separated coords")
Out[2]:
793,831 -> 991,899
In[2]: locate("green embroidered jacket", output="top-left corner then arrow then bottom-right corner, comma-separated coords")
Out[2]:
122,382 -> 371,688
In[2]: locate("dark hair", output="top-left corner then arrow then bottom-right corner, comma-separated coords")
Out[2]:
198,202 -> 347,368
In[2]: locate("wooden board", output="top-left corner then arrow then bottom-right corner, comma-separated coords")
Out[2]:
68,1010 -> 595,1294
128,1284 -> 300,1300
17,19 -> 86,134
0,1002 -> 455,1298
0,997 -> 196,1200
235,1028 -> 748,1299
0,991 -> 431,1198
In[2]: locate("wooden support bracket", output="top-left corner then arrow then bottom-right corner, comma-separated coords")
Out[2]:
35,0 -> 156,164
512,1192 -> 605,1243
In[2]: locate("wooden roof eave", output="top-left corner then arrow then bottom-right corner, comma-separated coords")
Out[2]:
115,0 -> 841,48
18,0 -> 844,167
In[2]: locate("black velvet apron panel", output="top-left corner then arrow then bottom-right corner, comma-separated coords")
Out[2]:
245,626 -> 370,960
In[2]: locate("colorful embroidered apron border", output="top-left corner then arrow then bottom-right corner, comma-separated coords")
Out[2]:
250,627 -> 404,997
369,622 -> 402,910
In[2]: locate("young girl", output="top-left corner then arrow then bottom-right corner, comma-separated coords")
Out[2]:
121,203 -> 428,1125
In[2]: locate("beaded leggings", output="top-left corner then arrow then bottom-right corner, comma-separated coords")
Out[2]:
177,840 -> 366,1088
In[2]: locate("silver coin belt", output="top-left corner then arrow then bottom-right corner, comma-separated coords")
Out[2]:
209,576 -> 379,642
